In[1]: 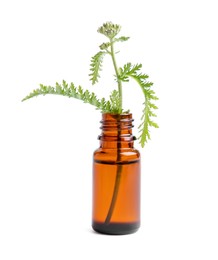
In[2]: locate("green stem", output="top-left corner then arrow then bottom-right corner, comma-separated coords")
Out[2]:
104,41 -> 123,225
104,163 -> 122,225
104,115 -> 123,225
110,40 -> 123,113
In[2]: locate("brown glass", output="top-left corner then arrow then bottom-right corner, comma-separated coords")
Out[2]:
92,113 -> 140,235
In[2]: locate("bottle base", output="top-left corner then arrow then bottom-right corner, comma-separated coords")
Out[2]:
92,221 -> 140,235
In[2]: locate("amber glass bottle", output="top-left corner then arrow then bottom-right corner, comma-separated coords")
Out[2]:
92,113 -> 140,235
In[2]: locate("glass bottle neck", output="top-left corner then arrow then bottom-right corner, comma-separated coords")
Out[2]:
98,113 -> 135,149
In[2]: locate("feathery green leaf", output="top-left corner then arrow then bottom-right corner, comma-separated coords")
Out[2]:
89,51 -> 107,85
109,90 -> 120,113
119,63 -> 159,147
114,36 -> 130,42
22,80 -> 116,113
99,42 -> 111,50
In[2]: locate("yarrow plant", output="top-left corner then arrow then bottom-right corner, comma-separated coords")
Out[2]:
22,22 -> 158,147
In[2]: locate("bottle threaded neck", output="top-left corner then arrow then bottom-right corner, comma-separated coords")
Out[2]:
100,113 -> 133,130
98,113 -> 135,146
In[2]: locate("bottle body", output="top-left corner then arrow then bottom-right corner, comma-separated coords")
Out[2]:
92,113 -> 140,235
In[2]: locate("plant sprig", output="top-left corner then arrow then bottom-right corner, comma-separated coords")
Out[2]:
22,80 -> 120,113
22,22 -> 158,147
118,63 -> 158,147
89,51 -> 106,85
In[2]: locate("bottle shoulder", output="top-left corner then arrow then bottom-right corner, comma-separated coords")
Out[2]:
93,147 -> 140,163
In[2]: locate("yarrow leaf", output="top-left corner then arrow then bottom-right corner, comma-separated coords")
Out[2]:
89,51 -> 107,85
118,63 -> 159,147
22,80 -> 121,114
109,90 -> 120,113
114,36 -> 130,43
99,42 -> 111,50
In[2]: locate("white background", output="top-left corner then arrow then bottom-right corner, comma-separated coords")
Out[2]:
0,0 -> 218,259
